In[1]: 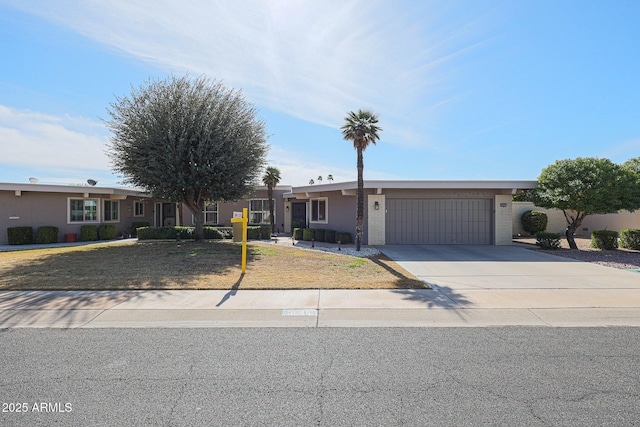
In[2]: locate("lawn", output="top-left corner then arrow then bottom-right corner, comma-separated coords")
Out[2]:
0,240 -> 426,291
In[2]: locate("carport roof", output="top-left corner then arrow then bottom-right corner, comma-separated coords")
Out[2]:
288,180 -> 537,198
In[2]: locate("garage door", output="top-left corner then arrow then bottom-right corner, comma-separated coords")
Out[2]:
385,199 -> 492,244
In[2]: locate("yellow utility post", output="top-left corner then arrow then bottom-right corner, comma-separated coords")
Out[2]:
231,208 -> 248,273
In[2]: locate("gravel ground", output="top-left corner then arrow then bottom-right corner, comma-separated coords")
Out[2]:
515,237 -> 640,270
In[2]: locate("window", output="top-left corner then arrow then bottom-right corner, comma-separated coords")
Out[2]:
103,200 -> 120,222
69,199 -> 99,223
249,199 -> 270,224
310,198 -> 328,223
134,201 -> 145,217
204,202 -> 218,225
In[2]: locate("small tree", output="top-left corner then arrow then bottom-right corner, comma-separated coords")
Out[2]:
106,75 -> 268,241
533,157 -> 640,249
262,166 -> 281,232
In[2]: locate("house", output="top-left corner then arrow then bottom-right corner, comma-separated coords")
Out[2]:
3,179 -> 637,246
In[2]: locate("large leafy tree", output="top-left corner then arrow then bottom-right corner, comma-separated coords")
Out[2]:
106,75 -> 268,241
262,166 -> 281,231
533,157 -> 640,249
341,109 -> 382,251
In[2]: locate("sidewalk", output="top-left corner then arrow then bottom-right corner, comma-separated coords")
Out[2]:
2,288 -> 640,328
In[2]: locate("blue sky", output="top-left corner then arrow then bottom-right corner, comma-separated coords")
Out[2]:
1,0 -> 639,187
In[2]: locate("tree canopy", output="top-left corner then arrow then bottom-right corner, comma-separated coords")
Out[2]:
106,75 -> 268,241
533,157 -> 640,249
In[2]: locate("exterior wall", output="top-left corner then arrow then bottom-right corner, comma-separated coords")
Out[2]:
367,194 -> 385,245
494,195 -> 512,245
0,190 -> 154,245
512,202 -> 640,237
304,191 -> 358,241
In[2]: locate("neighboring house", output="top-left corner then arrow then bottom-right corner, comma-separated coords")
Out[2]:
513,202 -> 640,237
286,180 -> 538,245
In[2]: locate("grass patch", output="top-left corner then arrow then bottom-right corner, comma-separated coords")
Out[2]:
0,240 -> 426,291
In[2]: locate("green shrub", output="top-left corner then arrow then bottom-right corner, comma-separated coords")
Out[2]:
302,228 -> 315,241
293,228 -> 303,240
36,226 -> 59,244
215,227 -> 233,239
591,230 -> 619,250
535,232 -> 561,250
291,219 -> 306,229
136,226 -> 192,240
335,231 -> 353,244
203,227 -> 224,240
132,222 -> 150,237
98,224 -> 117,240
620,229 -> 640,250
80,225 -> 98,241
314,229 -> 326,242
247,225 -> 272,240
325,229 -> 336,243
7,226 -> 33,245
521,210 -> 548,235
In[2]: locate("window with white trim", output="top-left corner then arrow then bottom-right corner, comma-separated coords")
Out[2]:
310,198 -> 328,223
204,202 -> 218,225
69,198 -> 99,223
134,201 -> 145,217
103,200 -> 120,222
249,199 -> 270,224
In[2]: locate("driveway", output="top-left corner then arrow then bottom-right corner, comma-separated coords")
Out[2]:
378,245 -> 640,314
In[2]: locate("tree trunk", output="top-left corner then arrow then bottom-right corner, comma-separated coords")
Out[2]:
186,202 -> 205,242
564,211 -> 587,250
356,147 -> 364,251
268,186 -> 275,232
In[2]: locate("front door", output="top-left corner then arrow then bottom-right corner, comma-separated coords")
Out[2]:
154,203 -> 177,227
291,202 -> 307,229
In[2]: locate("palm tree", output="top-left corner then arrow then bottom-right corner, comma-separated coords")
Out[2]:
341,109 -> 382,251
317,175 -> 323,184
327,174 -> 334,183
309,179 -> 315,185
262,166 -> 281,232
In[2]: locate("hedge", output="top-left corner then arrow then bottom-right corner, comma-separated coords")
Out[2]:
302,228 -> 315,241
36,226 -> 59,244
591,230 -> 618,250
535,232 -> 561,250
137,226 -> 226,240
620,229 -> 640,250
98,224 -> 117,240
521,210 -> 548,235
80,225 -> 98,241
7,226 -> 33,245
247,225 -> 272,240
132,222 -> 150,237
293,228 -> 303,240
325,229 -> 336,243
335,231 -> 353,244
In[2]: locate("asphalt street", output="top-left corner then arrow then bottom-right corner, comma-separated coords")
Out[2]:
1,327 -> 639,426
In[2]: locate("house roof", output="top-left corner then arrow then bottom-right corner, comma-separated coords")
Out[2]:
287,180 -> 538,198
0,182 -> 148,198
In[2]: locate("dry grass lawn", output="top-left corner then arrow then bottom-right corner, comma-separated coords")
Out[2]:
0,240 -> 426,291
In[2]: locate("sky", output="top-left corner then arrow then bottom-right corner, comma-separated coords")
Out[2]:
1,0 -> 639,187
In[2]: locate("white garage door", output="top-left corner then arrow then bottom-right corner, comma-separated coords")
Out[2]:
385,199 -> 492,244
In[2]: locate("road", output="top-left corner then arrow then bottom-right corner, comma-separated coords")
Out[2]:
1,327 -> 639,426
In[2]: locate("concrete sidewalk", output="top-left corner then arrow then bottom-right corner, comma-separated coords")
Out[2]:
2,286 -> 640,328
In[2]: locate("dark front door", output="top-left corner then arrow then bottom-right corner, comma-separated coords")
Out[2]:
291,202 -> 307,229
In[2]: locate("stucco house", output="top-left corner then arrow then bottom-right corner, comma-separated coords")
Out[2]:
2,179 -> 638,246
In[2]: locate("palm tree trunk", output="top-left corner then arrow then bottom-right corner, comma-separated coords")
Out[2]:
268,186 -> 275,232
356,147 -> 364,251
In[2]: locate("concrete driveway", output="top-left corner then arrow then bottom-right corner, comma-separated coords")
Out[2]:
378,245 -> 640,321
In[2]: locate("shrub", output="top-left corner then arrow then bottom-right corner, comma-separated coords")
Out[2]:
291,219 -> 306,229
293,228 -> 303,240
591,230 -> 619,250
325,229 -> 336,243
98,224 -> 117,240
132,221 -> 150,237
335,231 -> 353,244
535,232 -> 561,250
80,225 -> 98,241
314,229 -> 326,242
7,226 -> 33,245
215,227 -> 233,239
302,228 -> 315,241
247,225 -> 272,240
36,226 -> 59,244
136,226 -> 192,240
521,210 -> 548,235
620,229 -> 640,250
203,227 -> 224,240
